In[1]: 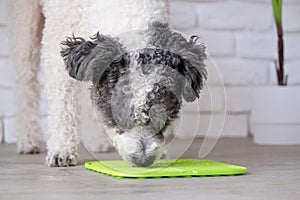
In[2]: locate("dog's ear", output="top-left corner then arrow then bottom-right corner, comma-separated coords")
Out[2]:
178,36 -> 207,102
61,32 -> 127,84
146,26 -> 207,102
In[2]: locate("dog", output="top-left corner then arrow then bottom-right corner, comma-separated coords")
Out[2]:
60,23 -> 207,166
10,0 -> 205,167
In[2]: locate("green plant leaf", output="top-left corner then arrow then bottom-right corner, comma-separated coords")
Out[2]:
272,0 -> 282,26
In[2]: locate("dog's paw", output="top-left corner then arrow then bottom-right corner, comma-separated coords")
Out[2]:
17,138 -> 42,154
45,150 -> 78,167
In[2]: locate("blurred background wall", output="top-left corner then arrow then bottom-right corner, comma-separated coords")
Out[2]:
0,0 -> 300,143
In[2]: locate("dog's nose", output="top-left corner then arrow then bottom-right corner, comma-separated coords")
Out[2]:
131,155 -> 156,167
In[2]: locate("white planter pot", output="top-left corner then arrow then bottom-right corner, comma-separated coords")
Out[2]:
251,86 -> 300,145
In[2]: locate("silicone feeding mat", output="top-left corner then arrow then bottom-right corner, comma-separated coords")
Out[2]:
85,159 -> 247,178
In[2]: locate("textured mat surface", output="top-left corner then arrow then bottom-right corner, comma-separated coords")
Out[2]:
85,159 -> 247,178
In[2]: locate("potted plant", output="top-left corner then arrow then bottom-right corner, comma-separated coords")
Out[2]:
251,0 -> 300,145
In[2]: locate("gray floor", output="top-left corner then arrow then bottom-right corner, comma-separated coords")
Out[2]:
0,138 -> 299,200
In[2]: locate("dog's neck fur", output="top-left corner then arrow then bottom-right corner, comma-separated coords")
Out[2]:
81,0 -> 170,37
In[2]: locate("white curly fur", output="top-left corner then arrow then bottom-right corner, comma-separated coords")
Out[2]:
10,0 -> 44,154
11,0 -> 170,167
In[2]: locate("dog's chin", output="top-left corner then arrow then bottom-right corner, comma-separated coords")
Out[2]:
113,133 -> 164,167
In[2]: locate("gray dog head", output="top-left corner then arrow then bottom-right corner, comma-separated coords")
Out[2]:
61,23 -> 207,167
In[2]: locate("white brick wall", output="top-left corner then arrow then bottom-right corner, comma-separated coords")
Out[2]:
0,88 -> 16,117
236,32 -> 276,59
0,27 -> 10,56
0,0 -> 8,26
285,33 -> 300,59
170,2 -> 197,30
172,0 -> 300,139
225,87 -> 252,113
3,117 -> 17,143
0,58 -> 14,87
283,5 -> 300,32
286,61 -> 300,85
174,113 -> 248,138
0,119 -> 3,143
1,0 -> 300,143
195,2 -> 273,31
182,86 -> 225,113
213,58 -> 269,85
187,29 -> 235,57
1,0 -> 16,143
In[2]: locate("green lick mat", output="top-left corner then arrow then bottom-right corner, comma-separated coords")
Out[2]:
85,159 -> 247,178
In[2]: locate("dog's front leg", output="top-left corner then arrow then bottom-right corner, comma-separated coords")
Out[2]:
43,76 -> 80,167
42,64 -> 80,167
41,0 -> 83,167
10,0 -> 43,154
